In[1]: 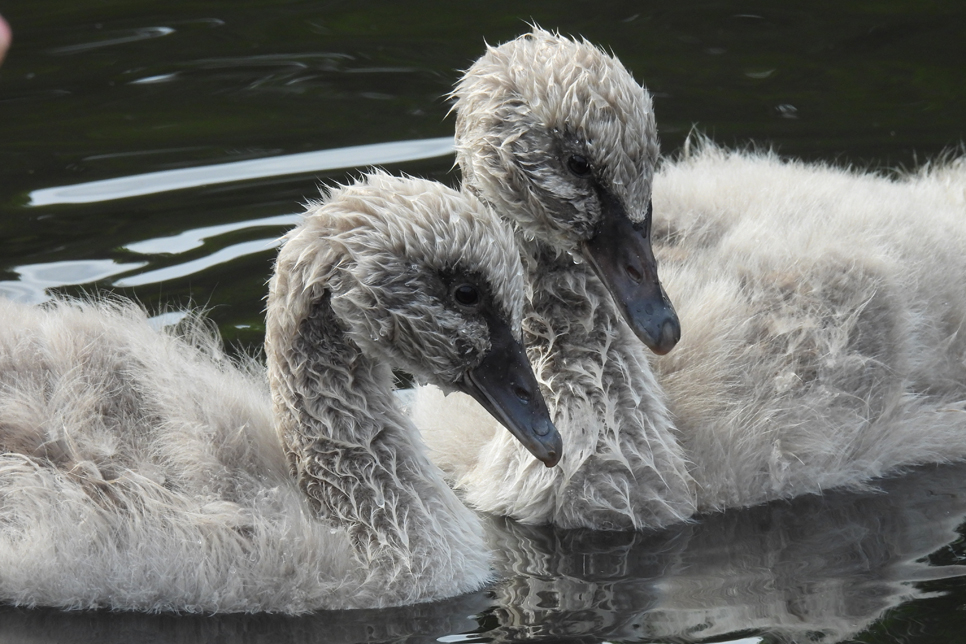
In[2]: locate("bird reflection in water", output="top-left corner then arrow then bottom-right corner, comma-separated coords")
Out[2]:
485,461 -> 966,643
1,463 -> 965,643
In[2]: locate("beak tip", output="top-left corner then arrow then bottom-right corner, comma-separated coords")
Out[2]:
459,332 -> 565,470
542,446 -> 561,468
636,312 -> 681,355
539,428 -> 563,467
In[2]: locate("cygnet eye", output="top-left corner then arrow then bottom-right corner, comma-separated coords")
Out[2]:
567,154 -> 591,176
452,283 -> 481,308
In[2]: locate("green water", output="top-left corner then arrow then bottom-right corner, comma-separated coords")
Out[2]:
1,1 -> 965,642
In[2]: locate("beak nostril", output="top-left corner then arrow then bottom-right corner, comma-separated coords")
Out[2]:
625,263 -> 643,284
513,386 -> 531,404
533,417 -> 553,437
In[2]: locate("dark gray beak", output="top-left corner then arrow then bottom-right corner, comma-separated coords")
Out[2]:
582,193 -> 680,355
457,318 -> 562,467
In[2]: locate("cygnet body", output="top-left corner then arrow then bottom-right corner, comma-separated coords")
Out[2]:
0,173 -> 559,612
414,29 -> 966,530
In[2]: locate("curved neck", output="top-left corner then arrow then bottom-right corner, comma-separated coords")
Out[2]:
517,234 -> 696,528
265,281 -> 486,599
518,234 -> 675,440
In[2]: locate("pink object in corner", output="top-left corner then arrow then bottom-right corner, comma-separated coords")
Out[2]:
0,14 -> 10,65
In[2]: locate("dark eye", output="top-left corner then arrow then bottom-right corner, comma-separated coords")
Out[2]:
567,154 -> 591,176
452,283 -> 481,308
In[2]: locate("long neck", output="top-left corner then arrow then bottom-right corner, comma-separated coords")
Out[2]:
518,234 -> 695,528
265,277 -> 487,601
519,237 -> 669,420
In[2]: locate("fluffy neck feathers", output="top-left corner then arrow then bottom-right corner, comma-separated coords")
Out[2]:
265,224 -> 488,598
515,234 -> 696,529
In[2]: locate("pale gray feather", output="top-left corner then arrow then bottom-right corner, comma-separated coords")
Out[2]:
0,172 -> 525,612
414,28 -> 966,530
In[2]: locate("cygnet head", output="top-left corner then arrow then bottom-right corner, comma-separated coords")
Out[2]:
275,172 -> 561,465
453,28 -> 679,354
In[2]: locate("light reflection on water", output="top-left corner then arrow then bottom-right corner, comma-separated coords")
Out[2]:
0,212 -> 303,302
12,135 -> 455,303
0,259 -> 148,303
114,237 -> 281,287
124,213 -> 301,255
47,26 -> 176,55
28,137 -> 455,206
13,136 -> 453,304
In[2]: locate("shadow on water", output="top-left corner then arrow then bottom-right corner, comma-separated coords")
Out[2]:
3,462 -> 966,644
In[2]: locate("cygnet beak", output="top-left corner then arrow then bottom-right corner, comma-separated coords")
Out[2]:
457,319 -> 562,467
582,193 -> 680,354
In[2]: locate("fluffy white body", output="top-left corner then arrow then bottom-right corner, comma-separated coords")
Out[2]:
413,29 -> 966,529
655,144 -> 966,511
0,173 -> 532,613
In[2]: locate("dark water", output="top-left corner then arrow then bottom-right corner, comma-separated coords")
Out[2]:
1,1 -> 965,642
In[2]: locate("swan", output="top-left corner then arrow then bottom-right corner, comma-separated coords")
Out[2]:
0,172 -> 561,613
415,28 -> 695,530
413,28 -> 966,530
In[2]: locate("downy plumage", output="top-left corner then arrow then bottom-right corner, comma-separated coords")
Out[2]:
414,28 -> 966,530
0,172 -> 560,612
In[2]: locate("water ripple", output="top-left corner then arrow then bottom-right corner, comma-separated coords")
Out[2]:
1,214 -> 301,300
115,238 -> 281,287
28,137 -> 455,206
129,72 -> 180,85
0,259 -> 148,303
49,26 -> 175,54
125,213 -> 301,255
